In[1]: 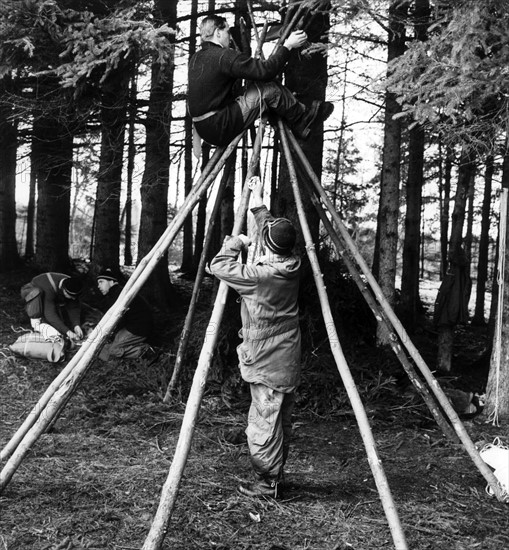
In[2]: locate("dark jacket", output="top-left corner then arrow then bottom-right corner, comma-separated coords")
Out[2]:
188,42 -> 291,146
210,206 -> 301,392
31,272 -> 81,335
99,284 -> 153,338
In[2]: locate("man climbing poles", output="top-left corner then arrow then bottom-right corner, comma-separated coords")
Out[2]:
188,15 -> 334,147
210,177 -> 301,498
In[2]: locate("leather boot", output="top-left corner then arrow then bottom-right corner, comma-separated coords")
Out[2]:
292,100 -> 334,140
238,476 -> 278,498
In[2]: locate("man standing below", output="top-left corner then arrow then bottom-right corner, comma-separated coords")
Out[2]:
188,15 -> 333,147
21,272 -> 84,342
96,267 -> 154,361
210,177 -> 301,498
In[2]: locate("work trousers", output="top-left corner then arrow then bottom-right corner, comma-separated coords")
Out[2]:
99,328 -> 148,361
235,81 -> 305,130
246,383 -> 295,481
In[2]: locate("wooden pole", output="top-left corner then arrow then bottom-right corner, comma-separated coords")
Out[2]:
279,120 -> 409,550
286,127 -> 508,503
300,171 -> 457,442
142,122 -> 267,550
0,135 -> 245,491
163,173 -> 228,403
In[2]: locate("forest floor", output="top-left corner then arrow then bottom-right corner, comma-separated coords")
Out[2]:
1,267 -> 508,550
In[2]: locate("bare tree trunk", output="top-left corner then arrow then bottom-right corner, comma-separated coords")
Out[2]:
279,0 -> 330,243
464,168 -> 476,265
484,152 -> 509,422
400,124 -> 425,332
92,62 -> 130,268
373,1 -> 409,344
436,148 -> 475,372
138,0 -> 177,306
193,144 -> 211,269
33,79 -> 74,272
449,150 -> 476,252
215,153 -> 236,259
472,155 -> 494,325
439,142 -> 453,278
124,74 -> 138,267
333,55 -> 349,212
181,0 -> 198,274
26,137 -> 38,259
0,75 -> 20,271
400,0 -> 429,332
181,121 -> 194,273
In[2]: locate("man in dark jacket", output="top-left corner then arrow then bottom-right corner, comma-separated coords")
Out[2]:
210,177 -> 301,498
22,272 -> 84,342
188,15 -> 334,146
96,267 -> 154,361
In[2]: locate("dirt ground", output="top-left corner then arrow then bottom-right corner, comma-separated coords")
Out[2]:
1,269 -> 508,550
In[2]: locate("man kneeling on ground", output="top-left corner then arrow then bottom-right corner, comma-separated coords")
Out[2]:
21,272 -> 84,343
96,267 -> 154,361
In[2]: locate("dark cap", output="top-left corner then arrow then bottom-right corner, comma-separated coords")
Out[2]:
96,267 -> 119,283
61,277 -> 83,297
263,218 -> 296,255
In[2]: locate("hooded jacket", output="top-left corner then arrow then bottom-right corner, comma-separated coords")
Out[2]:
210,206 -> 301,392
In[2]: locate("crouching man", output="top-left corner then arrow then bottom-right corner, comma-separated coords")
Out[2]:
96,267 -> 154,361
21,272 -> 84,342
209,177 -> 301,498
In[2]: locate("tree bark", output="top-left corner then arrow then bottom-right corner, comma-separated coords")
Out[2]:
138,0 -> 177,306
400,0 -> 429,332
439,143 -> 453,278
180,0 -> 198,274
124,74 -> 138,267
436,148 -> 475,372
373,0 -> 409,344
25,136 -> 39,259
92,61 -> 130,268
472,155 -> 494,325
464,167 -> 476,266
0,75 -> 20,271
400,124 -> 425,332
193,144 -> 211,269
278,0 -> 330,243
449,149 -> 476,254
484,152 -> 509,422
32,79 -> 74,272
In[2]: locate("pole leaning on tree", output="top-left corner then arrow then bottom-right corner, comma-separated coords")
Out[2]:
278,120 -> 409,550
0,134 -> 246,493
299,169 -> 457,442
163,172 -> 229,403
142,122 -> 267,550
0,142 -> 237,466
286,127 -> 508,503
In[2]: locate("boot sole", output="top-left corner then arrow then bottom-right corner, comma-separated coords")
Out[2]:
319,102 -> 334,121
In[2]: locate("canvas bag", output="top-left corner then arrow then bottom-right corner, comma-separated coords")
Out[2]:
9,332 -> 65,363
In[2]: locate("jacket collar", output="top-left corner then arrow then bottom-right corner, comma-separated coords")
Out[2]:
201,41 -> 225,51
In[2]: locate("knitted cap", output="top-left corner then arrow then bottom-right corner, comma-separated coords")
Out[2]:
96,267 -> 119,283
61,277 -> 83,297
263,218 -> 296,255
